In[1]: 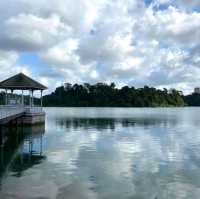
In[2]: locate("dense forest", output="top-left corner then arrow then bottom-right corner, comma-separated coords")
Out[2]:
43,83 -> 185,107
184,93 -> 200,106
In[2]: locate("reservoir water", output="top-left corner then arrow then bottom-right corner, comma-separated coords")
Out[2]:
0,107 -> 200,199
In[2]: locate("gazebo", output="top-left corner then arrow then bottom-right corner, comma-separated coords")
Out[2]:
0,73 -> 47,108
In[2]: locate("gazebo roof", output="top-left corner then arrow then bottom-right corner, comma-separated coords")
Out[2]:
0,73 -> 47,90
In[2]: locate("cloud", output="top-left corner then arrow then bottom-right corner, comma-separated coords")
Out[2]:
0,0 -> 199,93
40,39 -> 99,85
0,50 -> 30,79
0,14 -> 71,51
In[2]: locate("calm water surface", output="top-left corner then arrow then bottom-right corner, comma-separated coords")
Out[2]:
0,107 -> 200,199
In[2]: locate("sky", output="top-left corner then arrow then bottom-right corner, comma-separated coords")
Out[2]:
0,0 -> 200,94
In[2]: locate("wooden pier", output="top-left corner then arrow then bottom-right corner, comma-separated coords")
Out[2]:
0,106 -> 45,125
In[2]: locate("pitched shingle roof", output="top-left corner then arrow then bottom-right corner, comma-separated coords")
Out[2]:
0,73 -> 47,90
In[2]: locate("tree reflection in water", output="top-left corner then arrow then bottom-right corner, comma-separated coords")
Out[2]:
56,116 -> 178,131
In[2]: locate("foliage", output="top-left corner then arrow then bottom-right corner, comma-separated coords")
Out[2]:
43,83 -> 185,107
184,93 -> 200,106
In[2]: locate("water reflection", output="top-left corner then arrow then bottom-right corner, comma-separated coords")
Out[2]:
1,108 -> 200,199
47,108 -> 200,199
56,116 -> 178,131
0,125 -> 45,180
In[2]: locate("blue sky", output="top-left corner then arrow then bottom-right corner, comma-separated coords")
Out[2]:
0,0 -> 200,94
17,53 -> 44,74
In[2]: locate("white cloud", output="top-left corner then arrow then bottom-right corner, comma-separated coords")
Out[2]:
0,14 -> 71,51
40,39 -> 99,85
0,0 -> 199,93
0,50 -> 30,79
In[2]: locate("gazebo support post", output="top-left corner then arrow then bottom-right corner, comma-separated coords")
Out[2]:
21,90 -> 24,106
32,90 -> 34,107
5,89 -> 7,106
11,90 -> 13,105
40,90 -> 43,108
29,90 -> 31,108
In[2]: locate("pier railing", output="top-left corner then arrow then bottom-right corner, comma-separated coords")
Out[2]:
0,106 -> 25,120
0,105 -> 44,120
25,107 -> 43,113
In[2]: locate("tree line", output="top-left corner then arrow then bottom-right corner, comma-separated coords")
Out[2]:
43,83 -> 185,107
184,93 -> 200,106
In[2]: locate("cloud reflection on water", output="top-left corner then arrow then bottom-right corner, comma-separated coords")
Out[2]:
1,108 -> 200,199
